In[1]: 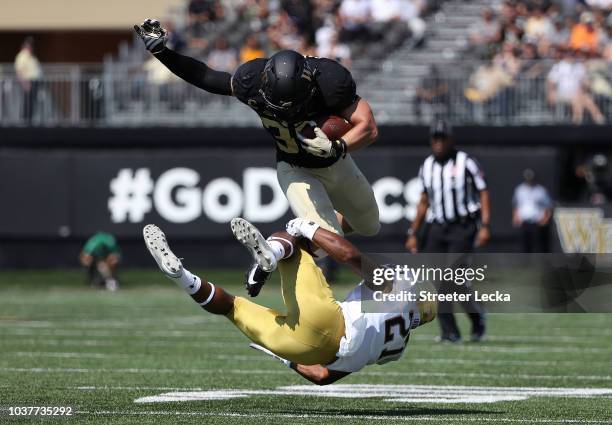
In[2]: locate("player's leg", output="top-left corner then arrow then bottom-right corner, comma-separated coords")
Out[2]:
98,254 -> 120,291
230,219 -> 344,365
143,224 -> 234,315
326,155 -> 381,237
276,161 -> 343,235
231,217 -> 296,297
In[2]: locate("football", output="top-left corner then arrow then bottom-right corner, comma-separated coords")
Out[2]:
301,115 -> 353,140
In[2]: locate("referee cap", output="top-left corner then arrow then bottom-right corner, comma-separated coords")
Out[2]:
430,119 -> 452,138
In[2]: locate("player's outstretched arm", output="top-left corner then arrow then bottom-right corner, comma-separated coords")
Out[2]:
286,219 -> 373,278
338,98 -> 379,152
290,363 -> 350,385
134,19 -> 233,96
250,343 -> 349,385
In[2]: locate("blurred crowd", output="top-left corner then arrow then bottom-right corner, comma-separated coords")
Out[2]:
461,0 -> 611,124
152,0 -> 429,72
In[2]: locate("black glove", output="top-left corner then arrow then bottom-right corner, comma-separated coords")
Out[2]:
134,18 -> 167,54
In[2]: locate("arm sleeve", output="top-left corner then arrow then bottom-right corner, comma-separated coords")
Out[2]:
465,156 -> 487,191
154,48 -> 233,96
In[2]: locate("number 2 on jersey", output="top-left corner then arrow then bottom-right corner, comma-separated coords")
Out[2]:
377,313 -> 414,363
260,117 -> 308,154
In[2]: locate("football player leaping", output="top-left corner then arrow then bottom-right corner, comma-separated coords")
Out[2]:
144,219 -> 435,385
134,19 -> 381,296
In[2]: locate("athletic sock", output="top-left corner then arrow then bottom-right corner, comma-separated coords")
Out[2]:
267,237 -> 294,261
172,267 -> 201,295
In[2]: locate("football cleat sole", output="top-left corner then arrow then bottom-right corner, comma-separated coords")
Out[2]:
143,224 -> 183,278
230,218 -> 277,272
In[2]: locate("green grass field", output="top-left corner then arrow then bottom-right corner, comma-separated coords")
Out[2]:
1,268 -> 611,424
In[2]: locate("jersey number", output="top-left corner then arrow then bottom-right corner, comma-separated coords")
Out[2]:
261,117 -> 308,154
377,313 -> 413,363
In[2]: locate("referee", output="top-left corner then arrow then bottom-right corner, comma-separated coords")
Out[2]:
405,120 -> 490,342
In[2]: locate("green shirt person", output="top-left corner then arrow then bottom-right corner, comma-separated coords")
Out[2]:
79,232 -> 121,291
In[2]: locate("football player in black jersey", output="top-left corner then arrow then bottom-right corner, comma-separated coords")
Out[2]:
135,19 -> 381,296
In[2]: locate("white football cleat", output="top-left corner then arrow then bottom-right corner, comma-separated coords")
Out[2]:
230,218 -> 277,272
143,224 -> 183,278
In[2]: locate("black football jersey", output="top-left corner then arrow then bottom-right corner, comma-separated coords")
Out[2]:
231,57 -> 358,168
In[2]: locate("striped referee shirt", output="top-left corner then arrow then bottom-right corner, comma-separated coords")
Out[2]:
419,150 -> 487,224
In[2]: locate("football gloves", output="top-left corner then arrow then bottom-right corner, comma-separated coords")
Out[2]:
298,127 -> 347,159
286,218 -> 320,240
134,18 -> 167,54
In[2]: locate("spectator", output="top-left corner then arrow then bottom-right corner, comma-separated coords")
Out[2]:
338,0 -> 371,43
401,0 -> 427,46
493,42 -> 521,79
267,11 -> 302,51
469,8 -> 502,47
412,65 -> 449,122
14,37 -> 42,123
282,0 -> 315,43
315,15 -> 337,55
240,34 -> 266,63
79,232 -> 121,291
317,32 -> 352,66
569,12 -> 599,53
238,0 -> 271,33
547,48 -> 605,124
188,0 -> 223,25
207,37 -> 238,72
512,169 -> 553,253
368,0 -> 410,56
165,21 -> 187,53
576,154 -> 612,205
524,7 -> 553,42
501,17 -> 524,45
585,0 -> 612,11
544,17 -> 571,50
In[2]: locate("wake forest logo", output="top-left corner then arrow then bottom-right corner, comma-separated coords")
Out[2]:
554,208 -> 612,253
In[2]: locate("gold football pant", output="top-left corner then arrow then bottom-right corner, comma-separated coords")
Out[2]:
226,249 -> 345,365
276,155 -> 381,237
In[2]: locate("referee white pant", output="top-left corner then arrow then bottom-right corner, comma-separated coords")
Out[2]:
277,155 -> 380,237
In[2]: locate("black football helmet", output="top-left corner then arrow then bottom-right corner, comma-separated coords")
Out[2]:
260,50 -> 317,122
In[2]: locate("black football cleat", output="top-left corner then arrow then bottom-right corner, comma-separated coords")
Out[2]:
244,263 -> 271,297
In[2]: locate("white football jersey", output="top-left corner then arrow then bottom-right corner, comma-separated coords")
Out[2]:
327,282 -> 421,373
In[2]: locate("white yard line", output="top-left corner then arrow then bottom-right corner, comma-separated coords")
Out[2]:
4,351 -> 131,359
6,352 -> 602,367
1,327 -> 610,344
73,410 -> 612,423
0,328 -> 235,338
5,336 -> 610,354
2,367 -> 611,382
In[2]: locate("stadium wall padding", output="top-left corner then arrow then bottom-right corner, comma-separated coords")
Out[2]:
0,138 -> 560,268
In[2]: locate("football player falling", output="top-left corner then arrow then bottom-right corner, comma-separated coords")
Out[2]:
135,19 -> 381,296
144,220 -> 435,384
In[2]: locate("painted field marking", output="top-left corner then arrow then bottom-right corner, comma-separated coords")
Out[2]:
5,351 -> 131,359
3,336 -> 610,355
7,351 -> 606,367
73,409 -> 612,423
133,384 -> 612,404
2,367 -> 611,382
2,327 -> 611,345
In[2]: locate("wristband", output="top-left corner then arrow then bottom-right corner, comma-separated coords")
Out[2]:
301,220 -> 320,240
337,138 -> 348,158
